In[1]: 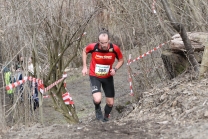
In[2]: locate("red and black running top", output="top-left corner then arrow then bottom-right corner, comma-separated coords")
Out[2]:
85,43 -> 123,78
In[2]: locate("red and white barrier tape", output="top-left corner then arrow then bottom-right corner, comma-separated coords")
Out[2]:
152,0 -> 157,14
6,74 -> 67,95
40,74 -> 75,105
6,73 -> 73,105
127,41 -> 169,65
43,92 -> 74,105
62,92 -> 74,105
43,95 -> 50,98
127,41 -> 169,96
6,76 -> 43,91
128,54 -> 134,96
39,74 -> 67,94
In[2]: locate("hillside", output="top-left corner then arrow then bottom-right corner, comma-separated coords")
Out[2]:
1,66 -> 208,139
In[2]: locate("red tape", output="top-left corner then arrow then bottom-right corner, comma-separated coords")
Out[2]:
127,41 -> 169,96
43,92 -> 74,105
128,54 -> 134,96
6,74 -> 67,95
39,74 -> 67,94
6,73 -> 73,105
62,92 -> 74,105
127,41 -> 169,65
6,76 -> 43,91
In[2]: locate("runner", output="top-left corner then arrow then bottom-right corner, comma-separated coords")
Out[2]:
82,29 -> 124,122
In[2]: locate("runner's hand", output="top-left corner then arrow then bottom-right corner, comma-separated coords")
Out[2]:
110,68 -> 116,76
82,67 -> 88,76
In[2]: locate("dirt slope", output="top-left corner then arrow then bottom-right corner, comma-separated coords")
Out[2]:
1,67 -> 208,139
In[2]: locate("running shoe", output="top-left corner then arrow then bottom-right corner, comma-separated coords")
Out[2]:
102,114 -> 109,122
95,108 -> 103,120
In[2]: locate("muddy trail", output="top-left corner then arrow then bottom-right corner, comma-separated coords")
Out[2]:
1,66 -> 208,139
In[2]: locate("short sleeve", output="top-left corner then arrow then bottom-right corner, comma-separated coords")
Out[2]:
113,44 -> 123,60
85,43 -> 96,53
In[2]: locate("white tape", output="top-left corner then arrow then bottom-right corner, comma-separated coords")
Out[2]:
62,74 -> 67,78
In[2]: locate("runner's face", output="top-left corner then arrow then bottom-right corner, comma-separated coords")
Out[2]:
99,34 -> 109,50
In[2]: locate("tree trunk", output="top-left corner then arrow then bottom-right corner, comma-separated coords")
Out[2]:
0,73 -> 5,129
28,2 -> 44,124
50,86 -> 79,124
161,50 -> 188,79
199,42 -> 208,78
161,0 -> 199,73
0,41 -> 5,129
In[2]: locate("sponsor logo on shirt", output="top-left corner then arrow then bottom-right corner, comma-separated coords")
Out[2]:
109,48 -> 113,52
95,54 -> 112,59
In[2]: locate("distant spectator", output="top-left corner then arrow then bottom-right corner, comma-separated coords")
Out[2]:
3,66 -> 14,102
14,64 -> 23,102
28,56 -> 39,111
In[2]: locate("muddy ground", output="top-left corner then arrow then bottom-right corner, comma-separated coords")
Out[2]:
1,65 -> 208,139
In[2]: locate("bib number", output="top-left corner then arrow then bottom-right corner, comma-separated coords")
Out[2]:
95,64 -> 110,76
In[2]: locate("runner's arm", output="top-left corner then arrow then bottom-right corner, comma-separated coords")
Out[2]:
113,45 -> 124,71
114,58 -> 124,71
82,47 -> 88,76
110,58 -> 124,76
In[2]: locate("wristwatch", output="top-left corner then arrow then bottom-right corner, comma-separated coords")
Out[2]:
113,67 -> 118,72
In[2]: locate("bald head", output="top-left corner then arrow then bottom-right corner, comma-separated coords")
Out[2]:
98,33 -> 109,41
98,33 -> 110,50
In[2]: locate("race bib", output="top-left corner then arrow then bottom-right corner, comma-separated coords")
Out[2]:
95,64 -> 110,76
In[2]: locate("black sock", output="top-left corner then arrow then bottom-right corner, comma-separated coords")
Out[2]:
104,104 -> 113,116
94,101 -> 101,110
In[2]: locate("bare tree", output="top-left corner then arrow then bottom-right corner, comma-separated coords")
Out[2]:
0,0 -> 208,126
0,60 -> 5,130
0,0 -> 98,124
161,0 -> 199,73
25,1 -> 98,124
96,0 -> 207,98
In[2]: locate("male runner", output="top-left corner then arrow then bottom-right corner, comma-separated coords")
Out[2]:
82,29 -> 124,122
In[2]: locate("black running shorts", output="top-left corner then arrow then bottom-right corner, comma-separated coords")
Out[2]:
89,76 -> 115,98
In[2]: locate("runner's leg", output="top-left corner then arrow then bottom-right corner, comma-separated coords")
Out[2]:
90,76 -> 103,120
102,76 -> 115,121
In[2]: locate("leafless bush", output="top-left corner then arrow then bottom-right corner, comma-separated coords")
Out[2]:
0,0 -> 207,127
96,0 -> 208,98
0,0 -> 98,126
